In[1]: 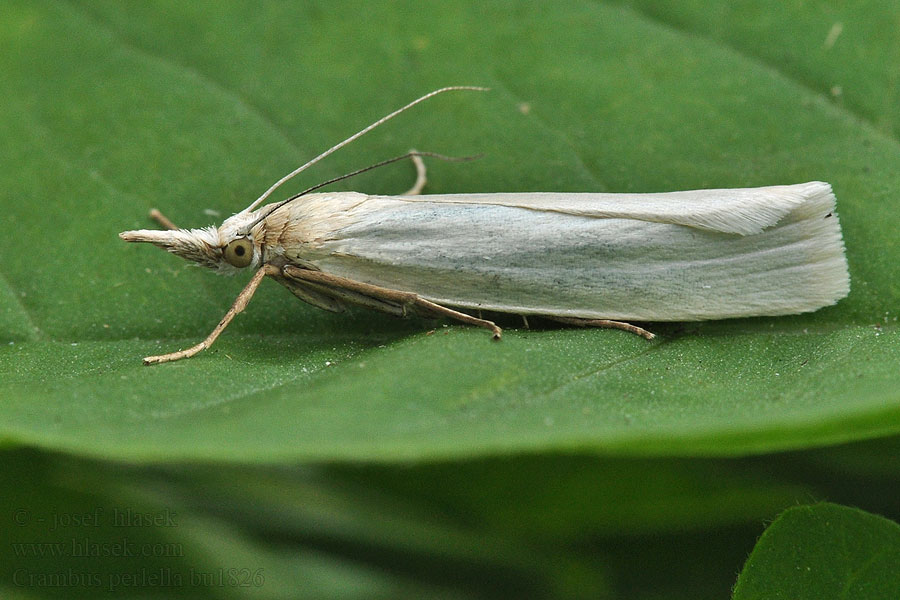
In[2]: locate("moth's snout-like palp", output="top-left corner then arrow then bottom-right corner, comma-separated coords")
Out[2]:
119,226 -> 223,270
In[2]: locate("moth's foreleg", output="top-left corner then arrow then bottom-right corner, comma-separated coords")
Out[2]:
281,266 -> 502,339
143,265 -> 277,365
148,208 -> 179,231
403,151 -> 427,196
550,316 -> 655,340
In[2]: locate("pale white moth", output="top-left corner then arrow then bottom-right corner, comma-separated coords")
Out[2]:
120,87 -> 850,365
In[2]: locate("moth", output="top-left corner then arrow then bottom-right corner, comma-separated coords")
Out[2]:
120,87 -> 850,365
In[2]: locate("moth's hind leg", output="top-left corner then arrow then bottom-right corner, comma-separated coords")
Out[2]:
282,266 -> 502,339
411,297 -> 503,340
549,316 -> 655,340
403,151 -> 427,196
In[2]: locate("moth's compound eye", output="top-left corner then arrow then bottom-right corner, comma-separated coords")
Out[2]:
224,237 -> 253,268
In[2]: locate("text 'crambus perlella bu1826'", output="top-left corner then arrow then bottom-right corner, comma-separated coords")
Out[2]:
120,87 -> 849,365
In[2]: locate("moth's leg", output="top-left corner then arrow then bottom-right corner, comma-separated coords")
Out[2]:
282,266 -> 502,339
148,208 -> 179,231
412,297 -> 503,340
550,316 -> 655,340
280,266 -> 406,316
294,279 -> 408,316
521,315 -> 531,329
272,275 -> 349,313
143,265 -> 278,365
403,151 -> 427,196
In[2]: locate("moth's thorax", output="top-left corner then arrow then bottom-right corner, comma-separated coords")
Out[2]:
256,192 -> 375,265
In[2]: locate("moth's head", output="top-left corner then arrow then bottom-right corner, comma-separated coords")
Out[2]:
119,211 -> 263,273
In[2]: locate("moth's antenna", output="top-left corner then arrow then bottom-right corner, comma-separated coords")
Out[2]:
242,86 -> 489,213
241,151 -> 481,234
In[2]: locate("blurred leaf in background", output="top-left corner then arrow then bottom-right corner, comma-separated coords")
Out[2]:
734,502 -> 900,600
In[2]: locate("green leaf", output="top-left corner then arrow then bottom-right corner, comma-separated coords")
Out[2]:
1,1 -> 898,463
0,449 -> 512,600
733,503 -> 900,600
330,455 -> 814,539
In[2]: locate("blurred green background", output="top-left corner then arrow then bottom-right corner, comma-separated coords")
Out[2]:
2,2 -> 898,598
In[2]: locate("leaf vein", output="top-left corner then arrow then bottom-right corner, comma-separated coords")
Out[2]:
603,1 -> 886,137
0,268 -> 43,341
488,73 -> 606,188
60,0 -> 305,167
